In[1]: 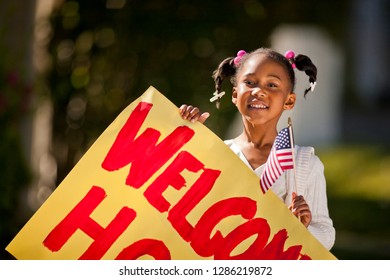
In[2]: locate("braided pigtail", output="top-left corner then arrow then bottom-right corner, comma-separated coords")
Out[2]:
210,50 -> 246,109
285,50 -> 317,97
212,57 -> 236,92
295,54 -> 317,97
210,57 -> 236,109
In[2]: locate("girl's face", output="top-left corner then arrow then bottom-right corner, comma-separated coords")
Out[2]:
232,54 -> 296,127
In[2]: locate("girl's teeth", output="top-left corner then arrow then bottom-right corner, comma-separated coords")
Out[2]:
250,104 -> 267,109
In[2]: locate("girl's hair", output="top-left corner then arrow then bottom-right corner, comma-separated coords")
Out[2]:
212,47 -> 317,102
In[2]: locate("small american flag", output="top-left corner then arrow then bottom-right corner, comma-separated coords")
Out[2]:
260,127 -> 294,194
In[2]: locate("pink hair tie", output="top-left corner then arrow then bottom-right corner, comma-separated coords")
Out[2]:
233,50 -> 246,65
285,50 -> 296,69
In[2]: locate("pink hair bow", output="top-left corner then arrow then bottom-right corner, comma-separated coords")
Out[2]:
233,50 -> 246,65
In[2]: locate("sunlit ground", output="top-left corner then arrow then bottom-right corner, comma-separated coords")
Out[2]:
318,145 -> 390,260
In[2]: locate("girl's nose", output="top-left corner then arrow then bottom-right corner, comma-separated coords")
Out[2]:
251,87 -> 265,96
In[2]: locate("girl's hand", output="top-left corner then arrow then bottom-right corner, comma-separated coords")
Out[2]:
288,192 -> 312,228
179,104 -> 210,124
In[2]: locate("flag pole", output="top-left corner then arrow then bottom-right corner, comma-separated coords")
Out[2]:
288,117 -> 298,195
288,117 -> 301,223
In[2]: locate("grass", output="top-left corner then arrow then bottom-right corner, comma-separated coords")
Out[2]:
318,144 -> 390,259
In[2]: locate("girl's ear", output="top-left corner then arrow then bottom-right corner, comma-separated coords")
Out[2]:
232,87 -> 237,105
284,92 -> 296,110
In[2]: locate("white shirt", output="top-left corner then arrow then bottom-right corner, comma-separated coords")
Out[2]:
224,139 -> 336,250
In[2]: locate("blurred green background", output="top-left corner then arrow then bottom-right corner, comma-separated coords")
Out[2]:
1,0 -> 389,260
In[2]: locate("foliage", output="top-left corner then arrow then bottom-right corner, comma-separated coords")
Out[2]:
318,145 -> 390,259
47,0 -> 349,183
0,33 -> 32,260
319,145 -> 390,201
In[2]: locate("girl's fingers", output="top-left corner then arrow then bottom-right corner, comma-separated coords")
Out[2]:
189,107 -> 200,122
179,105 -> 194,120
198,112 -> 210,124
179,104 -> 210,124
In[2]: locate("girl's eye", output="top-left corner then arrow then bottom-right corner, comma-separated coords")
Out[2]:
267,83 -> 278,88
244,80 -> 256,86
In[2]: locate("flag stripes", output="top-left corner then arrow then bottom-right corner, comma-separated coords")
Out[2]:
260,127 -> 294,194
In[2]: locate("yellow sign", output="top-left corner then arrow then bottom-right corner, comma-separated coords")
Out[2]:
6,86 -> 336,260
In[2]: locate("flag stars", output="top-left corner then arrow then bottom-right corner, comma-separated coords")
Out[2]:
275,128 -> 292,150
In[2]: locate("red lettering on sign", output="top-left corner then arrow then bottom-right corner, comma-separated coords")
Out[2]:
190,197 -> 257,257
101,102 -> 195,189
144,151 -> 203,212
144,150 -> 221,242
255,229 -> 307,260
115,239 -> 171,260
43,186 -> 136,260
167,167 -> 221,242
214,218 -> 271,259
299,253 -> 312,260
190,197 -> 308,260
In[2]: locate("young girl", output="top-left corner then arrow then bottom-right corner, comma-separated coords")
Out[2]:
179,47 -> 335,250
